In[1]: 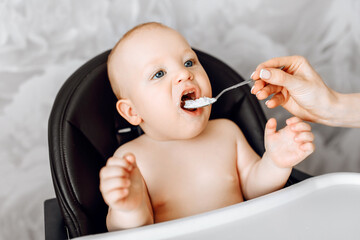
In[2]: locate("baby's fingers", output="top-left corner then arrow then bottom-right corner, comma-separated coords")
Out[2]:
123,153 -> 137,167
105,188 -> 129,206
287,117 -> 311,132
286,116 -> 302,125
107,156 -> 134,171
100,166 -> 130,180
295,131 -> 314,143
291,122 -> 311,132
300,142 -> 315,153
100,177 -> 131,194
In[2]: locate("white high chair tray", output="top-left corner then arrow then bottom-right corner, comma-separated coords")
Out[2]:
75,172 -> 360,240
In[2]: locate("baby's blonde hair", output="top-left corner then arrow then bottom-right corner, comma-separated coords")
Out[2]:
107,22 -> 168,99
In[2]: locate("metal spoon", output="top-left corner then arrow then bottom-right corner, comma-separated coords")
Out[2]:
183,79 -> 252,109
184,66 -> 284,109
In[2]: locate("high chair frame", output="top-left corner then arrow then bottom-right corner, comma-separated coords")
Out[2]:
45,49 -> 310,239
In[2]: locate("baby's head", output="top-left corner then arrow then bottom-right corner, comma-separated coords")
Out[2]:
108,22 -> 212,141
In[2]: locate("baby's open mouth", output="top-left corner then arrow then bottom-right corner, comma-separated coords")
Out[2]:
180,90 -> 197,111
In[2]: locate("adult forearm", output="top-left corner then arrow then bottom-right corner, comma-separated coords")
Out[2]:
319,92 -> 360,128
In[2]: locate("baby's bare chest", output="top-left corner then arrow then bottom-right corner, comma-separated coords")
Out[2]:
137,142 -> 243,222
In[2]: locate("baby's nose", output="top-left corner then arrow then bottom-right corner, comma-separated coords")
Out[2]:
176,69 -> 193,84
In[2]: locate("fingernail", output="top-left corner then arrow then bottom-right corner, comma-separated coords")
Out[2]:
256,90 -> 261,96
250,85 -> 255,94
250,71 -> 255,79
260,69 -> 271,80
265,100 -> 269,106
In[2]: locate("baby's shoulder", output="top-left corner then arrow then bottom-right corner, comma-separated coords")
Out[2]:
113,134 -> 147,158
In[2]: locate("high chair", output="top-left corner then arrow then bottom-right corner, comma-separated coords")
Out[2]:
44,49 -> 310,239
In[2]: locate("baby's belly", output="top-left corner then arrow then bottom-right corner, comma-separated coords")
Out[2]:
152,176 -> 244,223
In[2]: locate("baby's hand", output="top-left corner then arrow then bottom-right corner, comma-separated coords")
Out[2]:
264,117 -> 315,168
100,153 -> 144,211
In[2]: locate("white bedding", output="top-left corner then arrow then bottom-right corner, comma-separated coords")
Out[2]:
1,0 -> 359,239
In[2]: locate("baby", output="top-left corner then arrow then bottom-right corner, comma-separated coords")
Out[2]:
100,22 -> 315,231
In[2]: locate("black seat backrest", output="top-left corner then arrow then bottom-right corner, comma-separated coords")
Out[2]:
48,49 -> 267,238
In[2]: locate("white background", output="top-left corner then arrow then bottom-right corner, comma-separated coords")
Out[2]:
1,0 -> 359,239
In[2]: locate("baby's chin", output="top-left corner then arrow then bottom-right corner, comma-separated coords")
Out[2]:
141,107 -> 211,141
177,119 -> 210,139
148,120 -> 209,141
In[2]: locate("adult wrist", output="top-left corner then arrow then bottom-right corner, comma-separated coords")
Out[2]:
316,90 -> 360,128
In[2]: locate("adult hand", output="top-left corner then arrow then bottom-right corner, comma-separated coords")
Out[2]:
250,56 -> 337,124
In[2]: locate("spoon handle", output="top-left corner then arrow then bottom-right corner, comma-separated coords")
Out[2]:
214,66 -> 284,100
215,79 -> 253,100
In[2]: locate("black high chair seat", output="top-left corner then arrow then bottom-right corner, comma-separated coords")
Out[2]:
45,49 -> 310,239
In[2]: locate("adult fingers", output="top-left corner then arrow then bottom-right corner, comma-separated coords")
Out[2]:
252,57 -> 308,89
255,83 -> 283,100
251,80 -> 266,94
265,92 -> 285,108
254,56 -> 306,76
257,68 -> 290,87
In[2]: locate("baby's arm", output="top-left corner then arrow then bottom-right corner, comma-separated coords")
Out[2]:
239,117 -> 314,199
99,153 -> 153,231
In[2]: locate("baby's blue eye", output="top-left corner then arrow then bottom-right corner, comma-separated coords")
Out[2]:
152,70 -> 165,79
184,60 -> 194,67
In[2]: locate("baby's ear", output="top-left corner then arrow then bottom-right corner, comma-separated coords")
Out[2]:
116,99 -> 142,126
